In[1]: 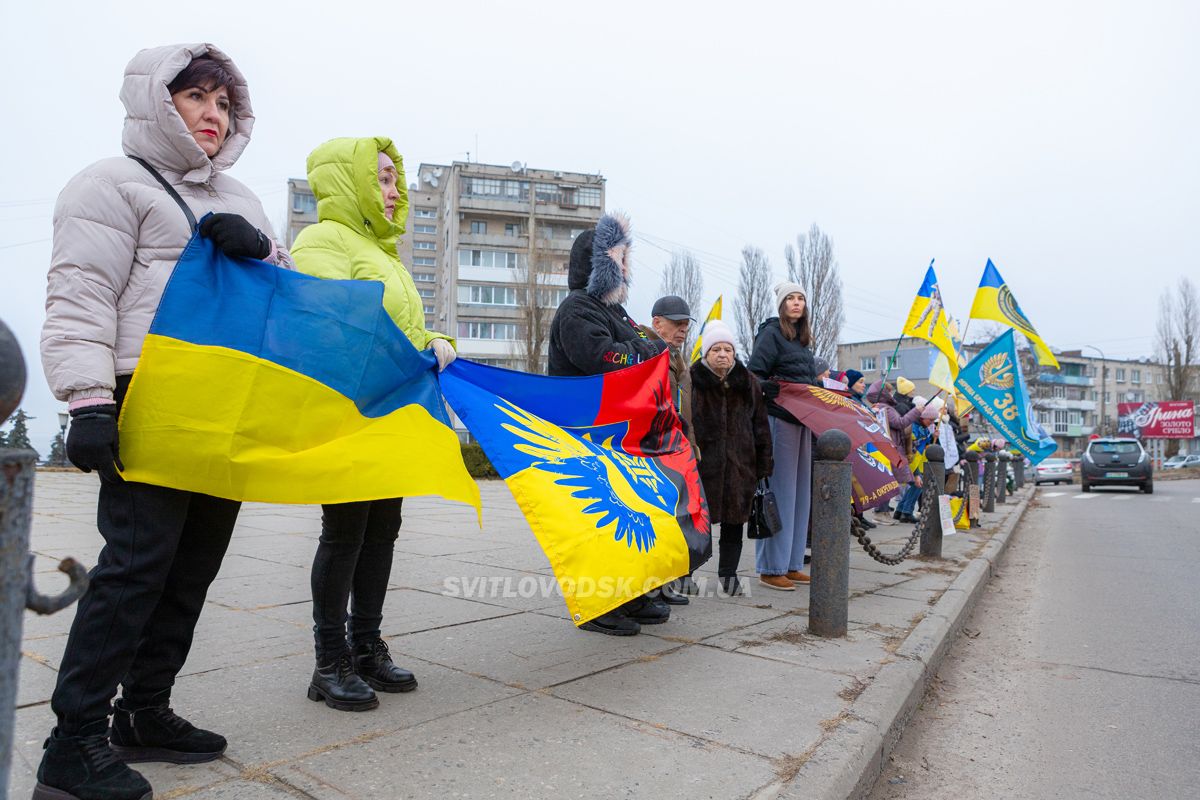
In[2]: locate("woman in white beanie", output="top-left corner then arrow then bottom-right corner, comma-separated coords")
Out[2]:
747,282 -> 820,590
689,323 -> 772,595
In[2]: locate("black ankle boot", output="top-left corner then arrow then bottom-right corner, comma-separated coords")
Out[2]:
352,638 -> 417,693
35,721 -> 152,800
109,696 -> 226,764
308,651 -> 379,711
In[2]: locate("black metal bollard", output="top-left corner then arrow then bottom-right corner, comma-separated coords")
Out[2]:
920,445 -> 946,557
996,452 -> 1009,504
809,429 -> 852,638
963,450 -> 981,527
982,452 -> 996,513
1,321 -> 88,792
1013,456 -> 1025,489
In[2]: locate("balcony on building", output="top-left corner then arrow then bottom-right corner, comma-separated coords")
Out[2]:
1037,372 -> 1093,387
1035,398 -> 1098,412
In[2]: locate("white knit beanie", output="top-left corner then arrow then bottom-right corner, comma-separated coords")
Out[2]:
701,321 -> 736,358
774,281 -> 806,310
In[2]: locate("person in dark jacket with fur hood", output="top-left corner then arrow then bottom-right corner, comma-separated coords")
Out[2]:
690,322 -> 772,596
747,282 -> 820,592
547,213 -> 670,636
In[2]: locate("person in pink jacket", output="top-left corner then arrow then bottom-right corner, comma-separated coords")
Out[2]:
35,44 -> 289,800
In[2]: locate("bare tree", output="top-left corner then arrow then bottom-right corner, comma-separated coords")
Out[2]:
512,236 -> 557,374
784,223 -> 844,365
658,250 -> 705,354
734,246 -> 774,356
1156,275 -> 1200,397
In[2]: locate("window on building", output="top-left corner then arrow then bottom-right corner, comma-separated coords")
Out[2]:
457,321 -> 519,340
291,192 -> 316,215
417,288 -> 435,299
1037,410 -> 1051,426
412,257 -> 436,267
458,248 -> 527,269
413,224 -> 437,234
505,223 -> 521,236
458,284 -> 518,306
414,241 -> 436,251
470,220 -> 487,235
1104,392 -> 1111,403
412,272 -> 435,282
462,177 -> 528,200
860,356 -> 876,371
1052,385 -> 1066,399
538,287 -> 569,307
577,187 -> 602,207
1115,368 -> 1125,383
1053,410 -> 1069,435
415,207 -> 437,218
423,305 -> 434,315
1090,391 -> 1098,401
534,183 -> 559,203
1131,369 -> 1141,384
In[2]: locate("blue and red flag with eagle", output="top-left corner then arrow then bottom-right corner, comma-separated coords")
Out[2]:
440,352 -> 710,625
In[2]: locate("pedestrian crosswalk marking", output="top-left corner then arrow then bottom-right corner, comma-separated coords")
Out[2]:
1110,496 -> 1133,501
1193,498 -> 1200,503
1073,494 -> 1097,500
1041,492 -> 1066,497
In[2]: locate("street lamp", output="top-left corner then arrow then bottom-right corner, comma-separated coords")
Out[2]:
1083,345 -> 1106,435
57,411 -> 68,466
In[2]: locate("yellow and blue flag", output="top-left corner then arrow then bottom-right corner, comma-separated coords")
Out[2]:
902,262 -> 959,377
969,260 -> 1059,368
954,330 -> 1057,464
689,295 -> 723,363
439,354 -> 711,625
118,231 -> 481,513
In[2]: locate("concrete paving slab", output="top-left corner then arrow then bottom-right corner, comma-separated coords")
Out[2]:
388,612 -> 678,690
637,595 -> 787,643
703,617 -> 893,678
174,653 -> 524,765
272,693 -> 778,800
551,645 -> 851,759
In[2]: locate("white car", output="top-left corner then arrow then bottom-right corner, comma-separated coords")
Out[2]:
1163,454 -> 1200,470
1035,458 -> 1074,485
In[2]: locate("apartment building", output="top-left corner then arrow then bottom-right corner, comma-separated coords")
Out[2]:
287,161 -> 605,369
836,338 -> 1176,456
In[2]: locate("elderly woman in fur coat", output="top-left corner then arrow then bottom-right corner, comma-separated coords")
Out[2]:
689,322 -> 772,596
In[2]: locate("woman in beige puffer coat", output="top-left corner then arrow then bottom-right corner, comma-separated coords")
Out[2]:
34,43 -> 289,800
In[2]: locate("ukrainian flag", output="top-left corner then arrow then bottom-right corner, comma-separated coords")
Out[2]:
118,232 -> 480,514
439,353 -> 711,625
969,260 -> 1059,368
689,295 -> 723,363
902,262 -> 959,379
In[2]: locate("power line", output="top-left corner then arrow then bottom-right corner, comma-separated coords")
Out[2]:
0,237 -> 51,250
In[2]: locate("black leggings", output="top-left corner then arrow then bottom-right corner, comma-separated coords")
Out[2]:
310,498 -> 402,662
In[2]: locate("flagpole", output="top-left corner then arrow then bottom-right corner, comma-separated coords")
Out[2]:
880,337 -> 904,385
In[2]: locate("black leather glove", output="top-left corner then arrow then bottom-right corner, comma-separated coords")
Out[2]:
761,380 -> 781,400
67,404 -> 124,479
199,213 -> 271,260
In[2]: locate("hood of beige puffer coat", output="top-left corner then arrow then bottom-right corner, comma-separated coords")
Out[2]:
120,43 -> 255,183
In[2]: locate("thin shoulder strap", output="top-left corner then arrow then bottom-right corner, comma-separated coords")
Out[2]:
128,156 -> 198,233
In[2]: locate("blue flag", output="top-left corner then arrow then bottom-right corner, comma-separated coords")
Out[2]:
954,330 -> 1057,464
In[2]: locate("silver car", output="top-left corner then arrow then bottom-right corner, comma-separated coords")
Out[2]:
1163,454 -> 1200,470
1034,457 -> 1073,485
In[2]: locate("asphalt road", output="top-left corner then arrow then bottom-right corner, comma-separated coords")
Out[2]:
868,478 -> 1200,800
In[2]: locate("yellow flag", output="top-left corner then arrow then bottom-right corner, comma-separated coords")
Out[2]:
902,262 -> 959,379
969,259 -> 1059,368
689,295 -> 723,363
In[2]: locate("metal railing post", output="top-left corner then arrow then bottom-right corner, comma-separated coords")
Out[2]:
996,452 -> 1009,504
982,452 -> 997,513
809,429 -> 852,638
963,450 -> 980,526
1013,455 -> 1025,489
919,444 -> 946,558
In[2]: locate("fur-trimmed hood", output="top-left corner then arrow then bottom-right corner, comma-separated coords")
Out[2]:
584,212 -> 633,306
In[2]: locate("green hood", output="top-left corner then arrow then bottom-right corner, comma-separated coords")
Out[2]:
305,136 -> 409,250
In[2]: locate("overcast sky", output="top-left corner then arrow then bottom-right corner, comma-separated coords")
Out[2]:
2,0 -> 1197,452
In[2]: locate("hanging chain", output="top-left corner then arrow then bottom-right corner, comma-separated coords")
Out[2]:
850,487 -> 928,566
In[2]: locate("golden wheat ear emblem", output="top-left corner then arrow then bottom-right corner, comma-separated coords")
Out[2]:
979,353 -> 1015,389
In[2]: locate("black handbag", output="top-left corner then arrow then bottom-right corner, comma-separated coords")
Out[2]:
746,479 -> 783,540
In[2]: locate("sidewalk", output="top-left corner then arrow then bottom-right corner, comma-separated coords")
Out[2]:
8,473 -> 1032,799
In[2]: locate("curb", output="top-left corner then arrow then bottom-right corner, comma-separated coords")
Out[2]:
777,485 -> 1036,800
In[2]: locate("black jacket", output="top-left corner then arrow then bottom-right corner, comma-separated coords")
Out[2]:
747,317 -> 819,420
547,224 -> 665,377
690,361 -> 772,525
